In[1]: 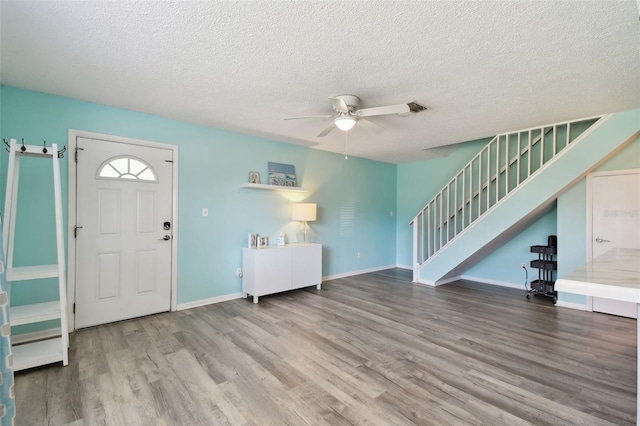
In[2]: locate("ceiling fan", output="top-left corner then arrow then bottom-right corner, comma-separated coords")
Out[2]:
284,95 -> 428,137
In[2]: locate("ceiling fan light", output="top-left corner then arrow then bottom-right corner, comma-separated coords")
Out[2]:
334,116 -> 356,131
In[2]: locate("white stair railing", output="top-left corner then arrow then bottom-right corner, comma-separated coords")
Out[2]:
410,116 -> 603,272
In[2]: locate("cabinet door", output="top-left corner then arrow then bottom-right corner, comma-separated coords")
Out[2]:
255,248 -> 292,296
291,244 -> 322,289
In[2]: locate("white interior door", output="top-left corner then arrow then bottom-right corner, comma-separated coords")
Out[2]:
75,137 -> 173,328
589,170 -> 640,318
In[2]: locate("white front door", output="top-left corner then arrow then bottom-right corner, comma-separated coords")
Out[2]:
589,170 -> 640,318
75,137 -> 173,328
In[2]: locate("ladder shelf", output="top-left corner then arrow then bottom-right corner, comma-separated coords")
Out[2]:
2,139 -> 69,371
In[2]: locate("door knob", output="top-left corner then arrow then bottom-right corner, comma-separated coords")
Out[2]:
595,237 -> 610,243
159,235 -> 171,241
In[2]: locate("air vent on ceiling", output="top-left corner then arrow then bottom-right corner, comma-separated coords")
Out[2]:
408,102 -> 428,113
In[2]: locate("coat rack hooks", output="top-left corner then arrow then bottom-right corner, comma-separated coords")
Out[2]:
1,138 -> 66,158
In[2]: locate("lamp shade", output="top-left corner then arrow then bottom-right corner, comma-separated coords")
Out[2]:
292,203 -> 317,221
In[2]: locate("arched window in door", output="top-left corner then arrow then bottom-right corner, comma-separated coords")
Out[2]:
96,156 -> 157,182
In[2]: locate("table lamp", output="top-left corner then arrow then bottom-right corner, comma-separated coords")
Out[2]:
292,203 -> 317,243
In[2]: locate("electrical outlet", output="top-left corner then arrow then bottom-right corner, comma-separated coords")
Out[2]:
521,262 -> 526,268
236,268 -> 243,278
202,207 -> 209,217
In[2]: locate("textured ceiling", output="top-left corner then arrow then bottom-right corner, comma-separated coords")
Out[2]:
1,1 -> 639,164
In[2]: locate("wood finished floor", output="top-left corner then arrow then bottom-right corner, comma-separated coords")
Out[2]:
15,268 -> 637,425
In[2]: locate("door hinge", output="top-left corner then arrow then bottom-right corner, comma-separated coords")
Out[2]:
74,225 -> 83,238
73,303 -> 76,314
75,147 -> 84,163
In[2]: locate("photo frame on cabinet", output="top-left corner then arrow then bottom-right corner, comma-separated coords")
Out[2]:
258,236 -> 269,248
248,233 -> 258,248
249,171 -> 261,184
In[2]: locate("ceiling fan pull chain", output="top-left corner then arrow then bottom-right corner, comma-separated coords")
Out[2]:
344,132 -> 348,160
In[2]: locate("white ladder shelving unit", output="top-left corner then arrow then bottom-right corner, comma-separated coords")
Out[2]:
2,139 -> 69,371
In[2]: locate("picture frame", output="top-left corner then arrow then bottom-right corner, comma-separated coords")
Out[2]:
249,171 -> 261,184
258,236 -> 269,248
248,233 -> 258,248
267,162 -> 297,187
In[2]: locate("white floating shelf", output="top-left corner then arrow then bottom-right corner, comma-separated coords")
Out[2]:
6,264 -> 59,281
241,183 -> 308,193
11,301 -> 61,326
13,337 -> 65,371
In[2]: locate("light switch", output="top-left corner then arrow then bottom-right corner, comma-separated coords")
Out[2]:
202,208 -> 209,217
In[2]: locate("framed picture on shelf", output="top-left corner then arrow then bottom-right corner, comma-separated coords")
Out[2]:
249,171 -> 261,184
258,236 -> 269,248
267,162 -> 297,187
248,233 -> 258,248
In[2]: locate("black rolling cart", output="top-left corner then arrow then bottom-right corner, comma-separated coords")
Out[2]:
527,235 -> 558,304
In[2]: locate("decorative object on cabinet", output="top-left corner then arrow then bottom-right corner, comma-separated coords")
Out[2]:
248,233 -> 258,248
268,162 -> 297,187
258,236 -> 269,248
292,203 -> 317,243
249,171 -> 261,184
277,232 -> 286,246
242,243 -> 322,303
527,235 -> 558,304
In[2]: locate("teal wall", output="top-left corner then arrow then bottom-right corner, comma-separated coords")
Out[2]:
464,206 -> 557,285
395,138 -> 490,267
557,135 -> 640,305
0,86 -> 397,308
2,85 -> 637,319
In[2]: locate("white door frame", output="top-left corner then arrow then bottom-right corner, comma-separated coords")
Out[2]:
67,129 -> 179,331
585,168 -> 640,312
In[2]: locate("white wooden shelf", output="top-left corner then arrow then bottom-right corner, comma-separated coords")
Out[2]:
6,264 -> 59,281
11,301 -> 61,326
3,140 -> 69,370
12,337 -> 65,371
241,183 -> 308,193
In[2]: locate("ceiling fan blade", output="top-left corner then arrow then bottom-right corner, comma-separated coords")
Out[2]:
317,123 -> 336,137
355,103 -> 410,117
284,114 -> 333,120
357,118 -> 384,134
329,97 -> 350,113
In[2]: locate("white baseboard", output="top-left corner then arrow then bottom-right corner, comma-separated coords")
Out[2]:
177,292 -> 244,311
414,275 -> 459,287
12,327 -> 61,344
322,264 -> 398,281
460,275 -> 525,290
395,264 -> 412,270
176,264 -> 404,311
555,300 -> 589,311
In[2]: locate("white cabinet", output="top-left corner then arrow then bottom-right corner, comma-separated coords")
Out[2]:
242,243 -> 322,303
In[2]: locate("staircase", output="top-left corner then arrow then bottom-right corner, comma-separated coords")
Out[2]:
411,110 -> 640,285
